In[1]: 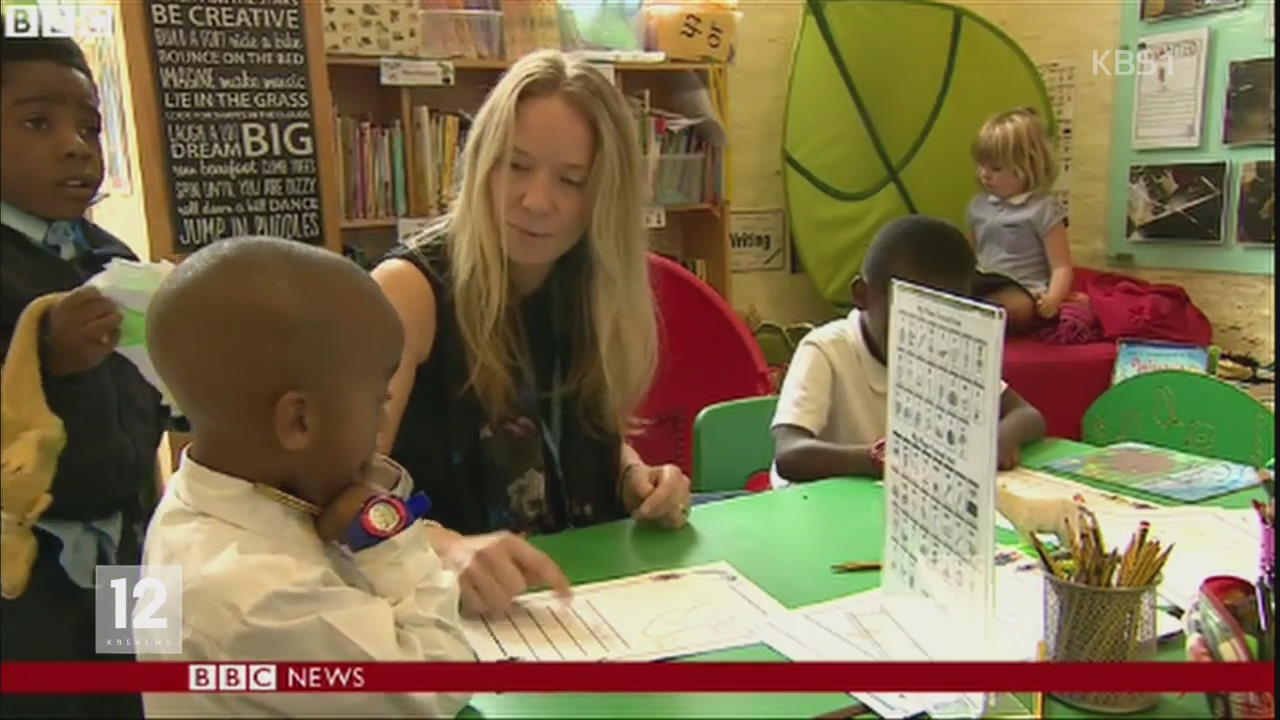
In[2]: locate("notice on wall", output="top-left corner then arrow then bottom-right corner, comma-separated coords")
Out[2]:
1131,28 -> 1210,150
145,0 -> 325,251
730,209 -> 787,273
1037,60 -> 1076,223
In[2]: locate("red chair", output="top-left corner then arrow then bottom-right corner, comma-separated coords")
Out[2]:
632,255 -> 774,477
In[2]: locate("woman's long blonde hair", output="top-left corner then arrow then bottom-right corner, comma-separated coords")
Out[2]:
971,107 -> 1057,194
409,49 -> 657,437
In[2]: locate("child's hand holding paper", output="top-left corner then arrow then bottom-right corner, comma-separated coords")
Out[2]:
86,258 -> 179,413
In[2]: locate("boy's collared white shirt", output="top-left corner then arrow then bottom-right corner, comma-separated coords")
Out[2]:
770,309 -> 1004,488
140,452 -> 474,718
770,309 -> 888,488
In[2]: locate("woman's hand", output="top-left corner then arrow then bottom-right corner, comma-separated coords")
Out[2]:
620,462 -> 692,528
433,530 -> 572,618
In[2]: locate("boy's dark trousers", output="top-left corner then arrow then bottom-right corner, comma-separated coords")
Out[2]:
0,532 -> 143,719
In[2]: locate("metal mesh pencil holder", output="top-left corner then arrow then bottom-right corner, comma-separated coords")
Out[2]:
1044,573 -> 1160,714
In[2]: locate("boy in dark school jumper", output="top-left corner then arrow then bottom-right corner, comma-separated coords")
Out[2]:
0,30 -> 168,719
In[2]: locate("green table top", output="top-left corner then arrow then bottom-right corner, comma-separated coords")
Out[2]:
464,438 -> 1268,718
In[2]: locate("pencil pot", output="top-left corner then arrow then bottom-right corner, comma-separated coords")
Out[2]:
1043,573 -> 1159,714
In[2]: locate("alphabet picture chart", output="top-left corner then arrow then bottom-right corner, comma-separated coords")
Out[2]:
143,0 -> 325,250
882,280 -> 1006,650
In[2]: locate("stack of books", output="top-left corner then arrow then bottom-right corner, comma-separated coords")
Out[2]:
334,113 -> 408,221
632,100 -> 721,207
411,105 -> 472,216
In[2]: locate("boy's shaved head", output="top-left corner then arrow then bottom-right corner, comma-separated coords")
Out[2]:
852,215 -> 976,365
149,237 -> 403,504
861,215 -> 976,291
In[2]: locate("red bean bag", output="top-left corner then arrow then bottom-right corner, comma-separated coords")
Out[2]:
1002,268 -> 1212,440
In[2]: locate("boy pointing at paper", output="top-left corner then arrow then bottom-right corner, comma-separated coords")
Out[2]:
139,237 -> 474,718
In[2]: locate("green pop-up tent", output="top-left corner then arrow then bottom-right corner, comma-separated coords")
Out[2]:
784,0 -> 1053,307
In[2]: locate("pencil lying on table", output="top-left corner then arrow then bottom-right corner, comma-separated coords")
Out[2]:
831,562 -> 882,573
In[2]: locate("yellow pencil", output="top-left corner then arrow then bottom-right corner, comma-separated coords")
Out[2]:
1034,640 -> 1048,720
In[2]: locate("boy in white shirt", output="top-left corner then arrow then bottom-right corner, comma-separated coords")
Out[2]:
772,216 -> 1045,485
139,237 -> 474,717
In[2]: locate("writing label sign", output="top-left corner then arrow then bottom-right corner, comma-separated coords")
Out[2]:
730,209 -> 786,273
144,0 -> 325,251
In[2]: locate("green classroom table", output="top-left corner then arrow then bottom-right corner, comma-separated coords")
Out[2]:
463,438 -> 1268,718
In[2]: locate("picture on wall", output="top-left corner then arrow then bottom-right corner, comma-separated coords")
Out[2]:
1126,162 -> 1227,243
1223,58 -> 1274,146
1237,161 -> 1275,244
1140,0 -> 1244,22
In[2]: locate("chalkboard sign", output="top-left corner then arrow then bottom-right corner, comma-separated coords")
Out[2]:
143,0 -> 324,250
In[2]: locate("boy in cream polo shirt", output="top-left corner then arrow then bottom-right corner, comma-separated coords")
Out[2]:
771,216 -> 1046,487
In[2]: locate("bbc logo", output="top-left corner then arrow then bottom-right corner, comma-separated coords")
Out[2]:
189,664 -> 278,692
3,4 -> 114,38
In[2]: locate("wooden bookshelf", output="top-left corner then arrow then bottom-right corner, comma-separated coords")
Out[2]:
322,54 -> 732,299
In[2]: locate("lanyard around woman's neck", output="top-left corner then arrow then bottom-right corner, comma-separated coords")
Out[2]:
528,271 -> 564,473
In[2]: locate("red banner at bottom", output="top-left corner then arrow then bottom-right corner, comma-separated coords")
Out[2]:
1,661 -> 1275,694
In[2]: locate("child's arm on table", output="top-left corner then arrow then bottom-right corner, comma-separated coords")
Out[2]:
771,342 -> 879,481
996,387 -> 1046,470
773,425 -> 879,481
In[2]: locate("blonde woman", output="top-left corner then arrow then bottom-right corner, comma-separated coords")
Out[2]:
372,50 -> 692,618
966,107 -> 1075,333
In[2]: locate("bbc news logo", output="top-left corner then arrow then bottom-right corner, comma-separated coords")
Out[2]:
189,664 -> 278,692
1092,49 -> 1176,77
188,664 -> 368,691
94,565 -> 183,654
3,4 -> 114,38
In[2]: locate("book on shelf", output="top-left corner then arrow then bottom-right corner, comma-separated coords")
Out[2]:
629,94 -> 722,208
655,251 -> 709,284
334,112 -> 408,221
411,105 -> 472,217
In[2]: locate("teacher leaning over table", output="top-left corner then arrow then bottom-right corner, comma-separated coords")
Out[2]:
372,49 -> 692,620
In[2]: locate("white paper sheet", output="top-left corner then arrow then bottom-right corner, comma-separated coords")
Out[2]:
882,280 -> 1006,651
1132,28 -> 1210,149
462,562 -> 786,662
86,258 -> 178,412
761,550 -> 1185,719
759,590 -> 984,719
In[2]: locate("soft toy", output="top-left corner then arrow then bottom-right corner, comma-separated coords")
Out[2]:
1,292 -> 68,599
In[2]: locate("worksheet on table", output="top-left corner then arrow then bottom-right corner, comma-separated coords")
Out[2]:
758,590 -> 982,720
462,562 -> 786,662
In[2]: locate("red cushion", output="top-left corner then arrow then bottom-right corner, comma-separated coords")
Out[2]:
632,255 -> 774,478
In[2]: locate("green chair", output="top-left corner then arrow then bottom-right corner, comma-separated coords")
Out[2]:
1082,369 -> 1275,467
753,322 -> 795,367
693,395 -> 779,492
